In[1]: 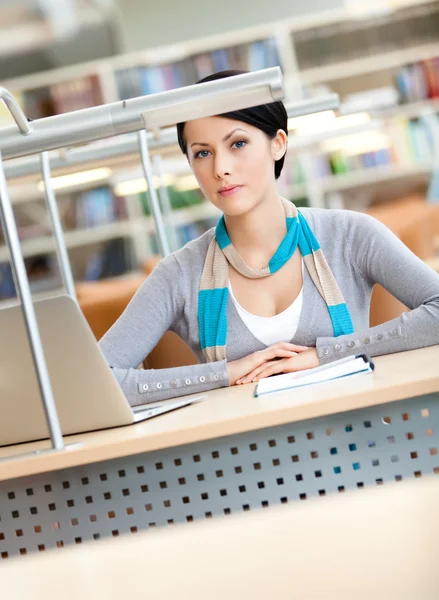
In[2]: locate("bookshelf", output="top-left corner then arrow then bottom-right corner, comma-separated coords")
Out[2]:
0,207 -> 221,264
300,42 -> 439,85
295,1 -> 439,81
372,97 -> 439,119
321,163 -> 432,193
0,173 -> 220,298
1,0 -> 439,298
115,39 -> 280,100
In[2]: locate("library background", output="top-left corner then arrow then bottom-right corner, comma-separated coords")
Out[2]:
2,2 -> 439,592
1,0 -> 439,331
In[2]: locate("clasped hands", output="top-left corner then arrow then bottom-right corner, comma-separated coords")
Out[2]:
226,342 -> 319,386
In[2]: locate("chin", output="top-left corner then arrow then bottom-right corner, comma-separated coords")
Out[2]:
223,205 -> 256,218
218,201 -> 256,218
212,192 -> 258,217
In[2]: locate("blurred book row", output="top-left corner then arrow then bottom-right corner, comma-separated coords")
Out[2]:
396,58 -> 439,103
18,38 -> 279,120
0,238 -> 135,299
16,52 -> 439,127
116,39 -> 280,100
0,188 -> 126,246
278,112 -> 439,186
0,185 -> 215,299
131,186 -> 217,249
23,75 -> 103,120
63,187 -> 127,231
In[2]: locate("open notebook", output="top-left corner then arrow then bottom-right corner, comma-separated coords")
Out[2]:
254,354 -> 375,397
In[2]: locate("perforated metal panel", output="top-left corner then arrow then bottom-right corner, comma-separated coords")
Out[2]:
1,392 -> 438,559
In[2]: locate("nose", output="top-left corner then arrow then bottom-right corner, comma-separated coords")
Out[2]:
213,150 -> 232,180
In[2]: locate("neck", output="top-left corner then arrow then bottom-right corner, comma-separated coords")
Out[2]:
224,190 -> 286,266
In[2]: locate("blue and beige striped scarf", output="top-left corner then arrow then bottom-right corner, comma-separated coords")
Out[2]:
198,198 -> 354,362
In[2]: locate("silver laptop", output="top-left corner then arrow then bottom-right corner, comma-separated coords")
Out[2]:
0,295 -> 203,447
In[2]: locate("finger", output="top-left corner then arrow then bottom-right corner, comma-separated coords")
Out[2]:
249,360 -> 279,380
250,349 -> 297,375
251,349 -> 295,370
252,356 -> 300,381
264,348 -> 298,361
252,362 -> 287,381
243,359 -> 288,383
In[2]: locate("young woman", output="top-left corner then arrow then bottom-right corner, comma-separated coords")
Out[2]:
99,70 -> 439,406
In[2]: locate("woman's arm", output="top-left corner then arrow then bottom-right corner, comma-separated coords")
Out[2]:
100,253 -> 308,403
99,254 -> 229,406
316,210 -> 439,364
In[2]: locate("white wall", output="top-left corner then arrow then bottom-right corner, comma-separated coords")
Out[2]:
115,0 -> 344,52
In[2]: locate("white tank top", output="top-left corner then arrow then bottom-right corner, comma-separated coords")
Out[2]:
228,263 -> 304,347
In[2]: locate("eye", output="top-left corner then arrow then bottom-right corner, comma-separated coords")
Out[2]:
194,149 -> 211,159
232,140 -> 247,149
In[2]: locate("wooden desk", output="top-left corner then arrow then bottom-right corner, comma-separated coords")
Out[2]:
1,476 -> 438,599
1,346 -> 438,481
0,346 -> 438,561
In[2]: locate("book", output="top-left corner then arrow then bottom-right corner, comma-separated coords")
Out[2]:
254,354 -> 374,397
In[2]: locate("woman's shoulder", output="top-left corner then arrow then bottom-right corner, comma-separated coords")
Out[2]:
300,206 -> 378,239
299,207 -> 393,270
300,206 -> 347,227
170,226 -> 215,272
144,228 -> 214,292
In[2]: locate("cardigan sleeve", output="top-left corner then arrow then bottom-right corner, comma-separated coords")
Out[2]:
99,253 -> 229,406
316,210 -> 439,364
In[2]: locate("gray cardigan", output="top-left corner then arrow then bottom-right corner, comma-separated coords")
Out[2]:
99,207 -> 439,406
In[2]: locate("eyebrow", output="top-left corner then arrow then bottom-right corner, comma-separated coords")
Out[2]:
190,128 -> 248,148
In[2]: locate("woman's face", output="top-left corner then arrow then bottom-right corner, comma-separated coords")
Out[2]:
183,116 -> 287,217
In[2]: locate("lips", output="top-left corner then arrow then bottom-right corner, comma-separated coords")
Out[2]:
218,185 -> 243,197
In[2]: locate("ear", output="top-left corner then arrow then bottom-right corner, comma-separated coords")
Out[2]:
271,129 -> 288,161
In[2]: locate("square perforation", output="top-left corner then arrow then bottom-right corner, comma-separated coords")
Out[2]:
0,392 -> 437,560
